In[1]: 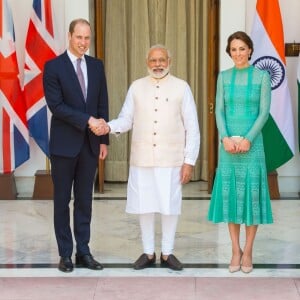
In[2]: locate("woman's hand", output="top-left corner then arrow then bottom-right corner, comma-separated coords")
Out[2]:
223,137 -> 251,154
222,137 -> 236,153
235,138 -> 251,153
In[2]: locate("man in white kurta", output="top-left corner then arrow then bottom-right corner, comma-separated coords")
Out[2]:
107,45 -> 200,270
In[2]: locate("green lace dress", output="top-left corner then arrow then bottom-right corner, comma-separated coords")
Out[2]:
207,65 -> 273,225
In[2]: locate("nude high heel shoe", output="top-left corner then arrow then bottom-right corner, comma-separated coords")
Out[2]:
241,255 -> 253,273
228,250 -> 243,273
241,265 -> 253,273
229,264 -> 241,273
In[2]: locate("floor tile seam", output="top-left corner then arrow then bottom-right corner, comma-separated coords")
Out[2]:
1,264 -> 300,269
1,272 -> 300,279
2,270 -> 300,279
15,197 -> 213,201
14,196 -> 300,200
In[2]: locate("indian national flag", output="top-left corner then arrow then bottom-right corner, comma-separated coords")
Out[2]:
250,0 -> 295,172
298,53 -> 300,151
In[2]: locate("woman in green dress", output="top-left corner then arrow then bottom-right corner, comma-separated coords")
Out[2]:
207,31 -> 273,274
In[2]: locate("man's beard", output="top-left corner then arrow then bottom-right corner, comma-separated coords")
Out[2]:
147,66 -> 169,79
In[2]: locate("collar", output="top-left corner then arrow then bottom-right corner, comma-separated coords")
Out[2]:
67,50 -> 86,64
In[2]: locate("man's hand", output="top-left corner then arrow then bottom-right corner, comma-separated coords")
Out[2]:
180,163 -> 194,184
88,117 -> 110,136
99,144 -> 108,160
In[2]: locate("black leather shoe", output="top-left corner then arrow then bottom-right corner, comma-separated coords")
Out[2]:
75,254 -> 103,270
133,253 -> 156,270
160,253 -> 183,271
58,257 -> 73,273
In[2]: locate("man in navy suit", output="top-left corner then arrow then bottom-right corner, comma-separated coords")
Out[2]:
43,18 -> 109,273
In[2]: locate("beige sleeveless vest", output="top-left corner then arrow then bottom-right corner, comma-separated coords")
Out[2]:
130,74 -> 186,167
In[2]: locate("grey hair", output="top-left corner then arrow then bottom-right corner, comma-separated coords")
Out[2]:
146,44 -> 172,59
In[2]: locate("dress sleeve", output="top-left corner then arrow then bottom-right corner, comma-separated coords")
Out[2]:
215,72 -> 228,140
244,71 -> 271,142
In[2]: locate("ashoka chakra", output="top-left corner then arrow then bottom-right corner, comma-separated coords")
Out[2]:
252,56 -> 285,90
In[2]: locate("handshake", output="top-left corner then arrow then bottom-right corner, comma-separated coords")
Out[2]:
88,116 -> 110,136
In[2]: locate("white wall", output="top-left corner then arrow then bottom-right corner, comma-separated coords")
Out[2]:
220,0 -> 247,70
9,0 -> 300,193
220,0 -> 300,194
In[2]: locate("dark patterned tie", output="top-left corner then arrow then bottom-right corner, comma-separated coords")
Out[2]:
76,58 -> 86,99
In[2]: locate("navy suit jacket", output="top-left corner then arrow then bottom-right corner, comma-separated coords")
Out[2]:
43,51 -> 109,157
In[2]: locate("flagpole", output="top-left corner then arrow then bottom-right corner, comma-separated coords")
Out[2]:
46,157 -> 50,172
95,0 -> 105,193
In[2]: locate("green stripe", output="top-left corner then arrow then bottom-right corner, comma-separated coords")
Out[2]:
262,115 -> 293,172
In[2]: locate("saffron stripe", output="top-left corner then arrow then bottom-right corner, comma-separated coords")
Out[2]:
256,0 -> 286,64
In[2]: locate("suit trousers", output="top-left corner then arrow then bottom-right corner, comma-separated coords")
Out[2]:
50,135 -> 98,257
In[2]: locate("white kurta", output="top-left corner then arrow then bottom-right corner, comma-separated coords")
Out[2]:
108,74 -> 200,215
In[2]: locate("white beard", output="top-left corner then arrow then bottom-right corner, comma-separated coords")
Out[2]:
147,67 -> 170,79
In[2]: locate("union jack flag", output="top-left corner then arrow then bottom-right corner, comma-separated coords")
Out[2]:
24,0 -> 59,156
0,0 -> 29,173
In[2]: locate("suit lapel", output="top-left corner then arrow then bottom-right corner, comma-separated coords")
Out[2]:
85,55 -> 91,102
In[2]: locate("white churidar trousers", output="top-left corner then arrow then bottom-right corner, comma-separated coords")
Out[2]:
139,213 -> 178,255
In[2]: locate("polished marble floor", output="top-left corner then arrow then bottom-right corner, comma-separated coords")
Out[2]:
0,181 -> 300,299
